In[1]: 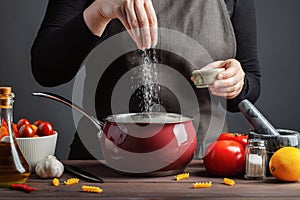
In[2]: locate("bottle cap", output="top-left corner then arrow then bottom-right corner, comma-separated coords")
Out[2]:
0,87 -> 14,104
0,87 -> 12,95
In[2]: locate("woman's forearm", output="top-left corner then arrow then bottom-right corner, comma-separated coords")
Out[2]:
31,0 -> 108,87
226,0 -> 261,112
83,1 -> 111,37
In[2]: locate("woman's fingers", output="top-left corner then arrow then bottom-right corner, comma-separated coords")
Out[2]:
210,78 -> 244,99
123,0 -> 157,50
144,0 -> 158,47
125,0 -> 143,49
95,0 -> 157,50
118,11 -> 137,45
210,59 -> 245,99
134,0 -> 151,49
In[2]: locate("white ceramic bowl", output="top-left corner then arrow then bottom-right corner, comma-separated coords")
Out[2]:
16,132 -> 58,170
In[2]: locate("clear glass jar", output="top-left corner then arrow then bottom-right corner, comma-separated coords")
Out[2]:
244,139 -> 267,179
0,87 -> 30,187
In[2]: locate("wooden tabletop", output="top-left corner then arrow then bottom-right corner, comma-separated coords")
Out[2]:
0,160 -> 299,200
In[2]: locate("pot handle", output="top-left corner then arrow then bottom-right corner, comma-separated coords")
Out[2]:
32,92 -> 104,130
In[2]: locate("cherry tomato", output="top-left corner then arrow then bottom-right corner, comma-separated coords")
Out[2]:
12,123 -> 20,138
17,118 -> 30,130
0,126 -> 9,140
33,120 -> 43,127
1,118 -> 8,128
31,125 -> 38,135
203,140 -> 245,177
217,132 -> 248,148
19,124 -> 35,138
37,122 -> 54,136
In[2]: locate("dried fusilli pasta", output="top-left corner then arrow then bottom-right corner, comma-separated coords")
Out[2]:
175,173 -> 190,181
223,178 -> 235,186
52,178 -> 60,186
193,181 -> 212,188
82,185 -> 103,193
64,178 -> 79,185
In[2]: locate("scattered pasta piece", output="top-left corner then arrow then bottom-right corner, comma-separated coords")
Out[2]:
52,178 -> 60,186
64,178 -> 79,185
175,173 -> 190,181
193,181 -> 212,189
223,178 -> 235,186
82,185 -> 103,193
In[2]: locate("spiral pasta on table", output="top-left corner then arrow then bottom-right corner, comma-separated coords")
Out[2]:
82,185 -> 103,193
64,178 -> 79,185
193,181 -> 212,188
175,173 -> 190,181
223,178 -> 235,186
52,178 -> 60,186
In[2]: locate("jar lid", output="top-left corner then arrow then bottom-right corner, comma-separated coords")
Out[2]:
248,139 -> 266,146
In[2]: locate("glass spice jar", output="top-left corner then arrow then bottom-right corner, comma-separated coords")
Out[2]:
244,139 -> 267,180
0,87 -> 31,187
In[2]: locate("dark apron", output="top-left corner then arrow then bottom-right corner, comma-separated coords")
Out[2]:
69,0 -> 236,159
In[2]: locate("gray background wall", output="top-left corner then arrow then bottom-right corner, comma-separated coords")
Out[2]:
0,0 -> 299,159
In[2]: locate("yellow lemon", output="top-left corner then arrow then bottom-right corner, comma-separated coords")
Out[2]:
269,146 -> 300,182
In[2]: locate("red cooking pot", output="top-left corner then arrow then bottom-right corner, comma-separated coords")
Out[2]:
32,92 -> 197,176
101,112 -> 197,176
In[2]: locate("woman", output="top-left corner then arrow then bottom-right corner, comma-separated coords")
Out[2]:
31,0 -> 260,159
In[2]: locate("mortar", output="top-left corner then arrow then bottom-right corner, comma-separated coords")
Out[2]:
248,129 -> 300,174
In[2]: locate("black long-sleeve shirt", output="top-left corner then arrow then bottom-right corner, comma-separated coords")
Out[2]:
31,0 -> 261,112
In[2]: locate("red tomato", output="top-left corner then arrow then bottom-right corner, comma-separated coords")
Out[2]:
19,124 -> 35,138
37,122 -> 54,136
17,118 -> 30,130
33,120 -> 43,127
203,140 -> 245,177
217,132 -> 248,148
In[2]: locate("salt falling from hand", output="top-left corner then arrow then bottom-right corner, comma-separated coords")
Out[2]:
132,49 -> 160,112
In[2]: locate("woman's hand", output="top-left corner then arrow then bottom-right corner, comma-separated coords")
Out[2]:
210,59 -> 245,99
84,0 -> 158,50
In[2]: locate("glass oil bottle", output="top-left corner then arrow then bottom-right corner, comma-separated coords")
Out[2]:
0,87 -> 30,187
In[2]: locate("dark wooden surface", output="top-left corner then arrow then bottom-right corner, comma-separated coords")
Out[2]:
0,160 -> 299,200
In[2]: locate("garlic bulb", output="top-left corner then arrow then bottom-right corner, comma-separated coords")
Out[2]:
35,155 -> 64,178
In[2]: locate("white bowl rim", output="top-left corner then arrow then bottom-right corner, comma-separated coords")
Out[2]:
16,131 -> 58,140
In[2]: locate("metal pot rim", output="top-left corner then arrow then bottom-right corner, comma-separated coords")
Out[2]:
105,112 -> 194,124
